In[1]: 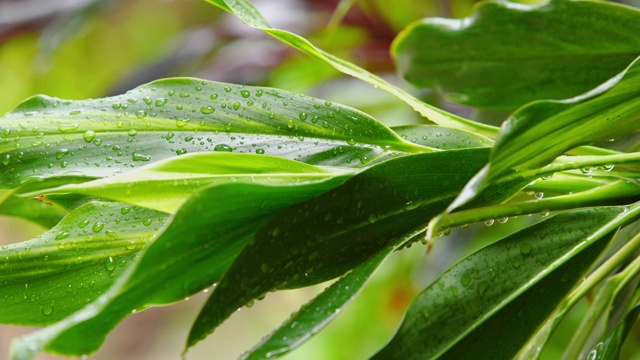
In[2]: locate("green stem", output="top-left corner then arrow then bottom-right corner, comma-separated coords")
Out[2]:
438,181 -> 640,231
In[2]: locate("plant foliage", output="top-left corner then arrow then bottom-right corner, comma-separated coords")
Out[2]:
2,0 -> 640,359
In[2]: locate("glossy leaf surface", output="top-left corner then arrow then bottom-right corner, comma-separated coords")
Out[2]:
10,180 -> 342,359
23,153 -> 345,213
186,148 -> 532,348
0,202 -> 165,325
393,0 -> 640,108
372,207 -> 624,359
0,78 -> 423,189
488,57 -> 640,180
243,248 -> 390,359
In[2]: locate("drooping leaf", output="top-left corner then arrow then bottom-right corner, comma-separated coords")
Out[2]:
186,148 -> 532,348
0,201 -> 166,325
243,247 -> 391,360
393,0 -> 640,108
371,207 -> 625,360
20,152 -> 347,213
10,179 -> 343,359
0,78 -> 426,189
204,0 -> 497,136
487,56 -> 640,180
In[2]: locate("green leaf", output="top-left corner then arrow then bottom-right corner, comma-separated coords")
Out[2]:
21,152 -> 347,213
0,201 -> 166,325
186,148 -> 530,349
589,305 -> 640,360
0,190 -> 66,228
371,207 -> 624,360
393,0 -> 640,108
10,180 -> 341,359
488,56 -> 640,180
0,78 -> 424,189
392,125 -> 493,150
204,0 -> 497,136
243,247 -> 391,360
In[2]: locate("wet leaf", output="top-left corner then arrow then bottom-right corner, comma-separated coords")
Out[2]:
0,190 -> 66,228
186,148 -> 530,349
21,153 -> 347,213
371,207 -> 625,360
204,0 -> 497,135
392,125 -> 493,150
393,0 -> 640,108
0,202 -> 166,325
9,180 -> 342,359
242,248 -> 391,360
0,78 -> 425,189
488,56 -> 640,180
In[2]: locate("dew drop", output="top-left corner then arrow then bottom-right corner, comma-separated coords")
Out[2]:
175,119 -> 190,127
121,206 -> 131,215
224,86 -> 232,92
214,144 -> 233,152
83,130 -> 96,142
200,106 -> 215,114
460,273 -> 471,287
240,90 -> 251,98
520,243 -> 532,255
2,154 -> 10,166
92,222 -> 104,233
128,129 -> 138,136
299,112 -> 308,121
132,153 -> 151,162
155,98 -> 167,106
580,167 -> 593,175
534,192 -> 544,200
135,110 -> 147,119
484,219 -> 495,226
232,102 -> 241,110
55,231 -> 70,240
58,123 -> 79,132
176,148 -> 187,155
179,92 -> 190,98
55,149 -> 69,160
78,219 -> 90,228
105,257 -> 116,271
41,304 -> 54,316
255,148 -> 265,154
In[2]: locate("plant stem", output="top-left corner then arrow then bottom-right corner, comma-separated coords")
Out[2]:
438,181 -> 640,231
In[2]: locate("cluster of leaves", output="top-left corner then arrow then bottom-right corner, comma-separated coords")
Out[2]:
2,0 -> 640,359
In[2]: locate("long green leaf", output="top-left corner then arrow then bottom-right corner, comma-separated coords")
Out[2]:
393,0 -> 640,108
21,152 -> 346,213
186,148 -> 532,349
488,56 -> 640,180
204,0 -> 497,136
372,207 -> 625,359
0,201 -> 166,325
0,78 -> 424,189
9,180 -> 341,359
243,247 -> 391,360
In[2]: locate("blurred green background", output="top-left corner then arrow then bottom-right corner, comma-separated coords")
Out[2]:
3,0 -> 640,359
